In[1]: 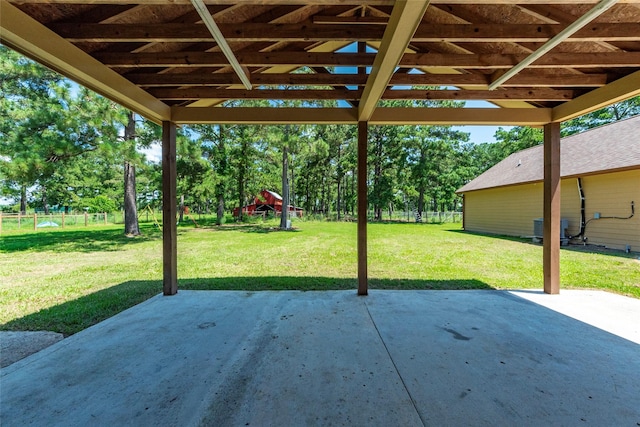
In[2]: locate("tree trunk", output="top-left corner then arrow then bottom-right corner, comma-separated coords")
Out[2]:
336,143 -> 342,220
308,179 -> 312,214
280,144 -> 290,229
351,169 -> 355,216
20,184 -> 27,214
290,160 -> 295,215
123,112 -> 140,236
124,160 -> 140,235
179,194 -> 184,223
42,185 -> 49,215
216,194 -> 224,225
320,175 -> 326,215
216,126 -> 226,225
237,139 -> 248,221
417,187 -> 425,222
336,179 -> 341,220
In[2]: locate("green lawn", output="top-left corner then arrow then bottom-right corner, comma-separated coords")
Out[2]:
1,220 -> 638,335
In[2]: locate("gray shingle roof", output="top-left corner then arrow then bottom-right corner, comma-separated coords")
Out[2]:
456,115 -> 640,194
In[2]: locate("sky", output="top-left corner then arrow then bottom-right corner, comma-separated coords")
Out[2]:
455,125 -> 505,144
453,101 -> 513,145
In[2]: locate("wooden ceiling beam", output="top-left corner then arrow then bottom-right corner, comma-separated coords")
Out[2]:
552,70 -> 640,121
369,107 -> 553,125
171,107 -> 358,124
150,88 -> 362,100
169,106 -> 552,125
0,1 -> 170,123
50,23 -> 639,43
149,87 -> 575,101
96,51 -> 640,69
10,0 -> 640,5
359,0 -> 430,121
126,72 -> 607,88
382,88 -> 575,101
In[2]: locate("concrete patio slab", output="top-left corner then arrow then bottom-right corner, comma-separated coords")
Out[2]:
0,330 -> 64,368
1,290 -> 639,426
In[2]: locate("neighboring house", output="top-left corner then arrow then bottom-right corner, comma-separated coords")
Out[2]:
456,116 -> 640,251
233,189 -> 304,218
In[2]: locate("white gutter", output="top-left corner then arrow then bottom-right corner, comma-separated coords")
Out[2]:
190,0 -> 252,90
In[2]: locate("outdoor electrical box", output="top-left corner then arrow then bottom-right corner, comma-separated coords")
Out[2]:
594,212 -> 601,219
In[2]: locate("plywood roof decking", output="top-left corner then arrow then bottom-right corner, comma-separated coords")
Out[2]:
1,0 -> 640,125
456,115 -> 640,193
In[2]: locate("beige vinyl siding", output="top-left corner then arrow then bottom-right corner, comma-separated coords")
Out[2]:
464,183 -> 543,237
463,169 -> 640,251
578,170 -> 640,251
560,179 -> 581,237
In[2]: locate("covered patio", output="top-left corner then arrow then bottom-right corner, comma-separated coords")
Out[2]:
2,290 -> 639,425
1,1 -> 640,424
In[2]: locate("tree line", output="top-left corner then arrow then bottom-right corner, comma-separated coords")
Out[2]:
2,46 -> 638,232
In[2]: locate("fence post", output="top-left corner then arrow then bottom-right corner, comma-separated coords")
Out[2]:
104,212 -> 107,225
34,213 -> 37,230
84,212 -> 88,227
18,213 -> 21,229
62,212 -> 65,228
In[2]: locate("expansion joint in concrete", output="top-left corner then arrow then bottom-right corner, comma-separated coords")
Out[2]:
363,300 -> 427,427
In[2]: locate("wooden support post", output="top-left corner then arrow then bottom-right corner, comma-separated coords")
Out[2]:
104,212 -> 107,225
543,122 -> 561,294
84,212 -> 88,227
61,212 -> 65,228
34,213 -> 37,230
357,121 -> 368,296
162,121 -> 178,296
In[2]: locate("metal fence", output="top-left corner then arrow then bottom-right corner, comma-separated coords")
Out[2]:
301,211 -> 463,223
0,212 -> 112,233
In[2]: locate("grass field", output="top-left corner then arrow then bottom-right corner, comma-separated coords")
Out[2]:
1,219 -> 639,335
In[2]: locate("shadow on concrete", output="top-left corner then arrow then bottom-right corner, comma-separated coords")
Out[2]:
0,225 -> 162,253
449,229 -> 638,259
1,277 -> 493,336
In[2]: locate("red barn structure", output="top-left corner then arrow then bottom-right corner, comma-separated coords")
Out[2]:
234,190 -> 304,218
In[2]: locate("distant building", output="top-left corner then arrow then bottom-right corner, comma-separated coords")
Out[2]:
234,189 -> 304,218
456,116 -> 640,251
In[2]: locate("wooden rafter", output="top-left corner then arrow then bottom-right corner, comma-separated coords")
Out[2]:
359,0 -> 430,121
10,0 -> 640,5
170,106 -> 553,125
125,72 -> 607,88
97,51 -> 640,69
0,1 -> 170,123
150,87 -> 575,101
50,23 -> 639,43
2,0 -> 639,122
552,70 -> 640,121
